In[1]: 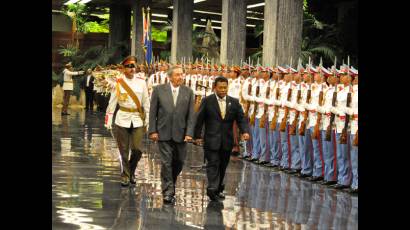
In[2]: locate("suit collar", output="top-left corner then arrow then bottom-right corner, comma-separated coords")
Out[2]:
211,94 -> 231,120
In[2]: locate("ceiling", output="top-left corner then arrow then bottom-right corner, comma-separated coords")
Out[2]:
52,0 -> 266,27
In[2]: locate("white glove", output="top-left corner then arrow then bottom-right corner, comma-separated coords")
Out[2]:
79,71 -> 85,75
296,104 -> 304,112
105,113 -> 113,130
345,107 -> 353,115
317,106 -> 324,113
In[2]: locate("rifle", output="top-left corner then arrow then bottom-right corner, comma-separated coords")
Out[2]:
269,82 -> 281,130
312,85 -> 324,139
259,83 -> 271,128
325,89 -> 337,141
298,84 -> 311,136
194,79 -> 203,112
279,84 -> 292,132
340,89 -> 352,144
353,129 -> 358,146
250,85 -> 260,126
244,80 -> 252,117
289,84 -> 301,135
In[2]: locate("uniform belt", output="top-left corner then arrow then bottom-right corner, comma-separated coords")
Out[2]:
64,81 -> 73,83
119,106 -> 138,112
339,115 -> 346,119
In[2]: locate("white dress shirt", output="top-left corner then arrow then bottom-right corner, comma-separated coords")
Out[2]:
216,93 -> 226,119
170,83 -> 180,106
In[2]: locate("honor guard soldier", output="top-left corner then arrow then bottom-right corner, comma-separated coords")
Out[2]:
278,67 -> 292,171
346,67 -> 358,193
104,56 -> 150,187
228,65 -> 244,156
306,67 -> 326,181
265,67 -> 281,167
253,66 -> 271,164
331,65 -> 352,189
296,68 -> 313,177
287,66 -> 303,174
249,66 -> 262,162
317,66 -> 338,185
240,64 -> 256,160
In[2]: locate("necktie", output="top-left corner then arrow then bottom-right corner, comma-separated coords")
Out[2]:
172,89 -> 177,106
219,98 -> 225,119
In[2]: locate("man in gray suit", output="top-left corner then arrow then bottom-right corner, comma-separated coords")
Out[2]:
148,66 -> 195,204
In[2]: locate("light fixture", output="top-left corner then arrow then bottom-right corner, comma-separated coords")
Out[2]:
246,24 -> 256,27
194,10 -> 222,16
169,0 -> 205,8
152,13 -> 168,18
151,20 -> 168,24
200,19 -> 222,24
78,0 -> 92,4
194,24 -> 221,30
64,0 -> 80,5
246,16 -> 264,21
247,2 -> 265,9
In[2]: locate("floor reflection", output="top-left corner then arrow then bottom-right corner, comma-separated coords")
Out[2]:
52,107 -> 358,229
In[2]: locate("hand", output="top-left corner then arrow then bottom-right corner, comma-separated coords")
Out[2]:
184,135 -> 193,142
149,132 -> 159,142
241,133 -> 250,141
194,139 -> 203,146
104,113 -> 113,130
79,71 -> 85,75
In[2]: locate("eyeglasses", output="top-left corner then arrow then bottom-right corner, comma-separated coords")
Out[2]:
124,64 -> 136,68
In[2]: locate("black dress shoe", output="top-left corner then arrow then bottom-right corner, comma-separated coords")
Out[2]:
349,188 -> 358,194
257,160 -> 269,165
287,169 -> 299,174
217,193 -> 225,199
321,180 -> 337,186
250,158 -> 259,162
61,112 -> 70,116
163,195 -> 176,204
309,176 -> 324,182
333,184 -> 349,189
238,155 -> 246,159
130,175 -> 136,185
244,156 -> 252,161
299,173 -> 311,178
231,151 -> 240,157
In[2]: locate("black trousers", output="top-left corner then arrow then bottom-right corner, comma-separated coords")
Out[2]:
85,88 -> 95,110
157,141 -> 187,196
204,148 -> 231,195
114,124 -> 144,179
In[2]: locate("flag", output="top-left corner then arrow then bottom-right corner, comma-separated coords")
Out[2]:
142,7 -> 153,66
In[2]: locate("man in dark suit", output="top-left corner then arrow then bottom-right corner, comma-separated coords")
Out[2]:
82,68 -> 95,112
194,76 -> 250,201
148,66 -> 196,204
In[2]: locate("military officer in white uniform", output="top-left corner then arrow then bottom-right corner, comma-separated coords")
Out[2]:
105,56 -> 150,187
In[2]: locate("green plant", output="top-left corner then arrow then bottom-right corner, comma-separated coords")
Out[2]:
58,43 -> 79,57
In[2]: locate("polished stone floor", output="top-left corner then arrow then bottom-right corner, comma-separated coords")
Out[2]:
52,108 -> 358,230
